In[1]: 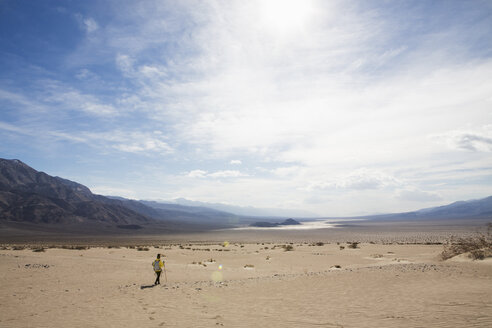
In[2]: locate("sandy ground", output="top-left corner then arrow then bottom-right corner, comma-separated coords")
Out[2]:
1,238 -> 491,327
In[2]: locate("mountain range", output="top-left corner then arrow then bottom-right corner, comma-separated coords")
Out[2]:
0,158 -> 491,236
0,159 -> 241,234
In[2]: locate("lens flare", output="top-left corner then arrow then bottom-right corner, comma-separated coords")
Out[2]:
211,271 -> 223,282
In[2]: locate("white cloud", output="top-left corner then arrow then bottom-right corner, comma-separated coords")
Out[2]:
75,14 -> 99,33
396,188 -> 443,202
89,186 -> 136,199
83,18 -> 99,33
272,166 -> 302,177
432,127 -> 492,152
230,159 -> 242,165
186,169 -> 248,179
208,170 -> 248,178
187,170 -> 207,178
306,169 -> 402,191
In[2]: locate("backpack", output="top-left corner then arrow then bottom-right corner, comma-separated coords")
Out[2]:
153,259 -> 161,271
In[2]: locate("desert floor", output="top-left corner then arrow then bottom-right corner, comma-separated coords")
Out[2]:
1,229 -> 491,328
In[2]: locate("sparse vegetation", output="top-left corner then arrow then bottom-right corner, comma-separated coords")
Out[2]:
137,247 -> 150,251
244,264 -> 254,268
61,245 -> 88,250
282,245 -> 294,251
339,246 -> 345,250
347,242 -> 359,249
32,247 -> 46,252
441,224 -> 492,261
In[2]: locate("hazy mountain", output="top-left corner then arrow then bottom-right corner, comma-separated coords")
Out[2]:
170,198 -> 318,218
341,196 -> 492,222
0,159 -> 236,233
0,159 -> 152,226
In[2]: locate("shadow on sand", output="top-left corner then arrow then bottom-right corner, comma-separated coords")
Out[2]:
140,284 -> 157,290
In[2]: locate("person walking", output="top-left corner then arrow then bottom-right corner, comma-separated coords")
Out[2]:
152,253 -> 164,285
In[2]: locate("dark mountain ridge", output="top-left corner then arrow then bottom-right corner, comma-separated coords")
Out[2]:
0,159 -> 241,233
0,159 -> 151,226
331,196 -> 492,222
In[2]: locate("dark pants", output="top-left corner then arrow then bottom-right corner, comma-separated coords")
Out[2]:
154,271 -> 161,285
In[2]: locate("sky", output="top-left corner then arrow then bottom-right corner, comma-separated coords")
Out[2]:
1,0 -> 491,217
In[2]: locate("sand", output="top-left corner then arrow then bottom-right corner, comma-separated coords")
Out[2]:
1,238 -> 491,327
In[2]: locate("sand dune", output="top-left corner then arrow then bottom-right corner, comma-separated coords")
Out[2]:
1,240 -> 491,327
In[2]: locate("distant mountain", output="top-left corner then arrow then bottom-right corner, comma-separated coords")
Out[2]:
171,198 -> 318,218
0,159 -> 237,233
250,218 -> 301,227
346,196 -> 492,222
0,159 -> 152,227
113,199 -> 241,226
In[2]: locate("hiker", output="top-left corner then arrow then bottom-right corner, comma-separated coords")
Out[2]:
152,253 -> 165,285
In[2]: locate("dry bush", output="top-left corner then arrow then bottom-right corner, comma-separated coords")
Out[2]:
282,245 -> 294,251
441,224 -> 492,261
339,246 -> 345,250
32,247 -> 46,252
61,245 -> 88,250
347,242 -> 359,249
137,247 -> 150,251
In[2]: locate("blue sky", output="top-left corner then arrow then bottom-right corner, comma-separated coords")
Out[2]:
1,0 -> 491,216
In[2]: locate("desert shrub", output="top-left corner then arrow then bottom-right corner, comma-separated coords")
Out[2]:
347,242 -> 359,249
441,226 -> 492,261
339,246 -> 345,250
12,246 -> 26,250
282,245 -> 294,251
60,245 -> 88,250
137,247 -> 150,251
244,264 -> 254,268
315,242 -> 324,246
32,248 -> 46,252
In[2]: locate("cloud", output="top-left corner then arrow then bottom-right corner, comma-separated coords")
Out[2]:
230,160 -> 242,165
306,169 -> 401,191
75,14 -> 99,33
396,188 -> 443,202
208,170 -> 248,178
272,166 -> 302,177
433,127 -> 492,152
187,170 -> 207,178
83,18 -> 99,33
89,186 -> 136,198
186,169 -> 248,179
85,131 -> 174,154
